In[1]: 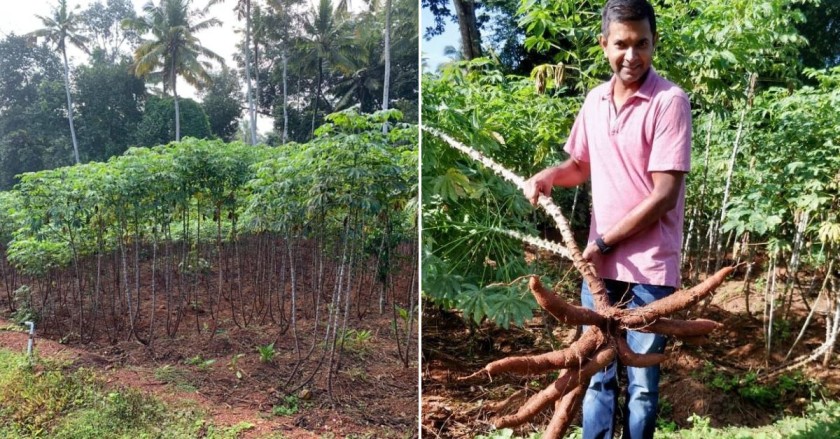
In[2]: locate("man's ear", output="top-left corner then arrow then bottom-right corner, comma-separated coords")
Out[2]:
653,33 -> 659,52
599,34 -> 608,54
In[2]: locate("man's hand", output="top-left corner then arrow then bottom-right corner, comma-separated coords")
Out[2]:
523,168 -> 557,206
523,159 -> 590,206
582,240 -> 601,266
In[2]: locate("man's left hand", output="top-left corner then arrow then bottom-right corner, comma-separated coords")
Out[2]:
582,241 -> 600,264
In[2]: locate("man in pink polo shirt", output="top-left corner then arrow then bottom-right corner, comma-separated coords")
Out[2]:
524,1 -> 691,438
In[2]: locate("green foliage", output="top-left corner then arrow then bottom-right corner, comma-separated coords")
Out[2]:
10,285 -> 38,325
340,329 -> 374,353
0,348 -> 251,438
715,66 -> 840,250
256,343 -> 276,364
134,96 -> 212,147
657,399 -> 840,438
272,395 -> 300,416
0,109 -> 416,359
200,67 -> 243,141
227,353 -> 246,380
0,34 -> 72,189
422,59 -> 580,327
184,355 -> 216,372
153,365 -> 197,393
75,54 -> 146,162
695,362 -> 823,409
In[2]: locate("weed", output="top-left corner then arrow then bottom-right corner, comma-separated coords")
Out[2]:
657,397 -> 677,432
178,249 -> 210,275
204,421 -> 255,439
257,342 -> 276,363
228,353 -> 246,380
342,366 -> 367,381
340,328 -> 373,354
154,365 -> 197,392
474,428 -> 542,439
697,363 -> 824,410
103,388 -> 164,427
272,395 -> 300,416
771,318 -> 793,344
0,348 -> 269,438
185,355 -> 216,371
10,285 -> 38,324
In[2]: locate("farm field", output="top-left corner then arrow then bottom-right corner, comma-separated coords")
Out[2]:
0,110 -> 419,438
420,0 -> 840,437
0,281 -> 416,438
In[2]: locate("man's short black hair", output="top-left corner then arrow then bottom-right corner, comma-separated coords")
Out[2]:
601,0 -> 657,38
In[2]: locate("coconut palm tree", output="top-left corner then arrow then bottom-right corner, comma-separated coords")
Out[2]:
207,0 -> 257,145
332,15 -> 382,113
381,0 -> 391,134
30,0 -> 89,164
265,0 -> 300,144
125,0 -> 223,141
299,0 -> 349,137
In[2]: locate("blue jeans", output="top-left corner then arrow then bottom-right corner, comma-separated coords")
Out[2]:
580,279 -> 674,439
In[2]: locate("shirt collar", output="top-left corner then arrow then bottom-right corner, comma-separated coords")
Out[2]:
601,67 -> 659,101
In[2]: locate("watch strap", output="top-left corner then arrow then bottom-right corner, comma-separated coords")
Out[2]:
595,236 -> 613,254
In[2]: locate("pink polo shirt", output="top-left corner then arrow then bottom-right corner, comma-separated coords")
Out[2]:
564,68 -> 691,288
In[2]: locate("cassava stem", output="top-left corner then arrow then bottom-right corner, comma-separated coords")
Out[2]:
423,125 -> 611,311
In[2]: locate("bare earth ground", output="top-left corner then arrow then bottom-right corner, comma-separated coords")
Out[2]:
0,312 -> 418,438
0,244 -> 419,438
421,265 -> 840,438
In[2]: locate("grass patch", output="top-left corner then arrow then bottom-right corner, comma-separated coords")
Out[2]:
154,364 -> 198,392
475,400 -> 840,439
272,395 -> 300,416
0,348 -> 255,438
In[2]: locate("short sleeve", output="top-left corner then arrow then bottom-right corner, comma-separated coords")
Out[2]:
648,95 -> 691,172
563,107 -> 589,163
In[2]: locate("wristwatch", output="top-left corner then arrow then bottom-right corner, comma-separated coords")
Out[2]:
595,236 -> 613,254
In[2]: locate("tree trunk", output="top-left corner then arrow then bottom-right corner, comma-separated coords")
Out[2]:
381,0 -> 392,134
61,47 -> 81,164
452,0 -> 482,60
310,58 -> 323,138
172,67 -> 181,141
282,49 -> 289,144
244,0 -> 258,145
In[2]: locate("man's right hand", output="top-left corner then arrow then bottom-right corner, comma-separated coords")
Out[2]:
523,159 -> 589,206
523,168 -> 557,206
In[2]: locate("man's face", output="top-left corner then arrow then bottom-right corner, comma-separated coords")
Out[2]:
600,19 -> 657,89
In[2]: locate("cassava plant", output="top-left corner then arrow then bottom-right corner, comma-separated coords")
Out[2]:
424,126 -> 734,438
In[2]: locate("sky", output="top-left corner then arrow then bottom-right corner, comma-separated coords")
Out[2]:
0,0 -> 342,135
0,1 -> 241,98
421,1 -> 459,72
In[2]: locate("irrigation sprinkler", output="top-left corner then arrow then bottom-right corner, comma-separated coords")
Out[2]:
23,321 -> 35,359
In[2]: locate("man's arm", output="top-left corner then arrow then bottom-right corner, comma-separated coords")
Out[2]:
523,158 -> 591,206
582,170 -> 684,261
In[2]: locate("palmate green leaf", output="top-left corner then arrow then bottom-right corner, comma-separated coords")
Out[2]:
485,286 -> 536,330
456,284 -> 490,325
431,168 -> 474,203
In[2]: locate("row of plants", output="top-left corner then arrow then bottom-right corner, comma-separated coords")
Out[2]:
0,108 -> 418,393
422,0 -> 840,361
